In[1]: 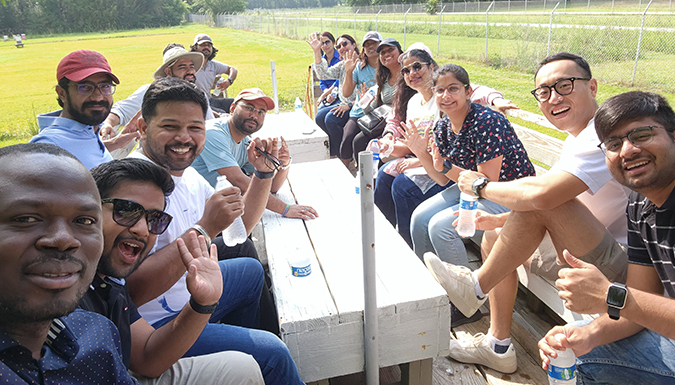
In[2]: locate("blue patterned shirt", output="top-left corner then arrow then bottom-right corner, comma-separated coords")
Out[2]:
0,309 -> 137,384
433,103 -> 535,181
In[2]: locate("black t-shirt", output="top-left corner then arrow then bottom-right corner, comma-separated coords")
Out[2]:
626,188 -> 675,298
78,275 -> 142,369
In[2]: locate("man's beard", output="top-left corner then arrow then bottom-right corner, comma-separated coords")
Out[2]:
66,93 -> 110,126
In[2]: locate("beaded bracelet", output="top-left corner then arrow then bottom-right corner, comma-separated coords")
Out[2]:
282,204 -> 291,217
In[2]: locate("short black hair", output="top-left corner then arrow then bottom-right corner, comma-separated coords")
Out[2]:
320,31 -> 336,44
595,91 -> 675,142
0,142 -> 79,163
57,77 -> 69,108
141,77 -> 208,124
90,158 -> 175,204
534,52 -> 592,80
189,42 -> 218,61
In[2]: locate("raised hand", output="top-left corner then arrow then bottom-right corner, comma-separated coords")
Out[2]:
247,137 -> 279,173
343,49 -> 359,73
307,32 -> 322,53
399,120 -> 431,157
430,140 -> 445,172
177,232 -> 222,309
102,110 -> 142,152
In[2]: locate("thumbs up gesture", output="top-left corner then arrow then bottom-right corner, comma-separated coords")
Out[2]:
555,250 -> 612,315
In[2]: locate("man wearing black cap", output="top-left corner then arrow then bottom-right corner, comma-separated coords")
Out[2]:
31,50 -> 120,169
191,33 -> 238,114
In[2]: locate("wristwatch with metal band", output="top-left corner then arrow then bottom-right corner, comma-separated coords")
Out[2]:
472,176 -> 490,199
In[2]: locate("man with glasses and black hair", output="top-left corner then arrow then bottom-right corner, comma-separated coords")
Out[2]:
31,50 -> 119,169
537,91 -> 675,383
192,88 -> 318,221
423,52 -> 630,374
81,158 -> 264,384
125,78 -> 305,385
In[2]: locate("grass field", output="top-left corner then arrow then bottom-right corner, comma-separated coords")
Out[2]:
1,22 -> 673,147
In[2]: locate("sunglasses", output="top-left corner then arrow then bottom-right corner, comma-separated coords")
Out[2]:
102,198 -> 173,235
336,41 -> 350,48
322,40 -> 332,46
401,62 -> 428,77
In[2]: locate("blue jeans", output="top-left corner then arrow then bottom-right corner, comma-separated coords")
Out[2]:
315,103 -> 349,157
569,320 -> 675,384
152,258 -> 304,385
410,184 -> 510,266
374,162 -> 447,247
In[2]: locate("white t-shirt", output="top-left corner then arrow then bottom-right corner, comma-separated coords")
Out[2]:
550,119 -> 630,245
128,151 -> 215,325
195,60 -> 231,95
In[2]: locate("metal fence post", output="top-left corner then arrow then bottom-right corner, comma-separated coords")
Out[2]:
632,0 -> 654,85
611,0 -> 615,13
543,0 -> 547,11
336,11 -> 339,36
376,9 -> 381,31
508,0 -> 510,12
587,0 -> 591,12
354,10 -> 358,39
437,5 -> 446,57
485,1 -> 494,63
307,12 -> 310,38
403,7 -> 411,48
547,2 -> 560,56
638,0 -> 642,12
320,12 -> 324,32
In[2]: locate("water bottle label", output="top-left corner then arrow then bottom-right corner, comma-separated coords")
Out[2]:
460,199 -> 478,210
292,263 -> 311,277
548,364 -> 576,381
372,153 -> 379,162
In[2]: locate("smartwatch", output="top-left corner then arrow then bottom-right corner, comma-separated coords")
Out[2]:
227,77 -> 235,85
441,159 -> 453,174
189,296 -> 219,315
472,176 -> 490,199
606,282 -> 627,320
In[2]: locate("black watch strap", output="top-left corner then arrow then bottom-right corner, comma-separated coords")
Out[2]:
189,296 -> 219,314
607,306 -> 620,320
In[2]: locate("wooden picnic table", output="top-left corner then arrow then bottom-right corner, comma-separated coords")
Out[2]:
260,158 -> 451,384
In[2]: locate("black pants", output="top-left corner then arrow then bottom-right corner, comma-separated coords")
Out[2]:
209,97 -> 234,114
213,236 -> 280,337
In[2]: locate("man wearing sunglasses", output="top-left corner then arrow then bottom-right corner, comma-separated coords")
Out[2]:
125,78 -> 305,385
537,92 -> 675,383
31,50 -> 119,169
80,158 -> 264,384
192,88 -> 319,221
424,52 -> 630,373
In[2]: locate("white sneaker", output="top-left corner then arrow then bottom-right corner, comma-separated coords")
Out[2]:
423,252 -> 486,318
448,333 -> 517,374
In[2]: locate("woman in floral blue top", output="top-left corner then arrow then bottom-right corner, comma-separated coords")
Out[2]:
401,64 -> 534,323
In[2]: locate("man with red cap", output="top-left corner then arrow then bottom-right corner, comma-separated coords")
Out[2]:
192,88 -> 318,220
31,50 -> 119,169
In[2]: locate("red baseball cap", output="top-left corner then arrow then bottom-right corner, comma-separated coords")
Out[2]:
234,88 -> 275,111
57,50 -> 119,84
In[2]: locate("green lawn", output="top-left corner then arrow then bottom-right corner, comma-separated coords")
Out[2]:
1,22 -> 673,147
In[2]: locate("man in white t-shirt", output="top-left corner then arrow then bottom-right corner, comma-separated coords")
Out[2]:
423,52 -> 629,374
124,77 -> 304,385
191,33 -> 238,114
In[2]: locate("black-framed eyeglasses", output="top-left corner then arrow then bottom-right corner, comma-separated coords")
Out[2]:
255,146 -> 281,172
71,82 -> 116,96
322,40 -> 332,46
598,125 -> 660,157
530,77 -> 590,102
101,198 -> 173,235
239,102 -> 267,117
336,41 -> 350,48
433,83 -> 468,97
401,62 -> 428,77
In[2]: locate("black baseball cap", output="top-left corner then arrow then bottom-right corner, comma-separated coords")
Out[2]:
377,38 -> 402,53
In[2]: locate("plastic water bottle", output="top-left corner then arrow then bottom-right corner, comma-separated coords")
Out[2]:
212,77 -> 226,97
548,334 -> 577,385
456,192 -> 478,238
367,139 -> 380,176
357,85 -> 378,109
294,97 -> 303,112
290,254 -> 311,277
215,175 -> 247,247
330,87 -> 339,100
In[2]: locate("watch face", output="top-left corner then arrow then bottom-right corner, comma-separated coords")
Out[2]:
607,285 -> 627,308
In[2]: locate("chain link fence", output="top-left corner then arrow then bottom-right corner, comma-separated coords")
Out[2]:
189,0 -> 675,92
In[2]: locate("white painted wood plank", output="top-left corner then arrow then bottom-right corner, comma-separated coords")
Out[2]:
505,109 -> 557,131
254,111 -> 329,163
512,123 -> 564,168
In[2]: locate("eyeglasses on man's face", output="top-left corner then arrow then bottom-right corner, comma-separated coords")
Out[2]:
401,61 -> 428,77
71,82 -> 116,96
433,83 -> 467,97
530,77 -> 590,102
598,125 -> 661,157
101,198 -> 173,235
239,102 -> 267,117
